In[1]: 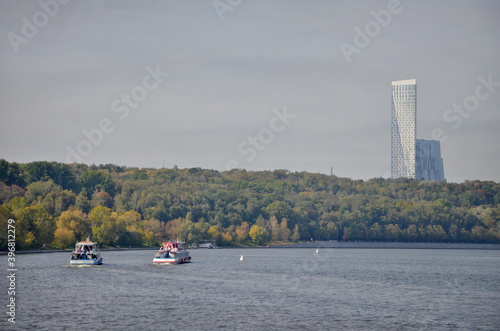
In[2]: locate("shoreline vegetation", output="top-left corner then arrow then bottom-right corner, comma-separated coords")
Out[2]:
2,241 -> 499,256
1,160 -> 499,251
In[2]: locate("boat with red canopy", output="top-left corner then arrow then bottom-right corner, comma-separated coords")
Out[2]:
153,241 -> 191,264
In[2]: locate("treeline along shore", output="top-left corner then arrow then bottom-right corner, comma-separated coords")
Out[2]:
0,159 -> 499,251
275,241 -> 500,250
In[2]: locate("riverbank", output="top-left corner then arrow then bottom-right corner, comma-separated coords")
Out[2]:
3,241 -> 500,255
0,247 -> 157,255
271,241 -> 500,250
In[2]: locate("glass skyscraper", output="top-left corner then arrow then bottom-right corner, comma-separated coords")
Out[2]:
416,139 -> 445,181
391,79 -> 417,179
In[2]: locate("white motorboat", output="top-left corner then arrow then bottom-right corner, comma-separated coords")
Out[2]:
153,241 -> 191,264
69,238 -> 103,265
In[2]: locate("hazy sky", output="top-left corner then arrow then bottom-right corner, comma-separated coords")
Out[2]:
1,0 -> 499,183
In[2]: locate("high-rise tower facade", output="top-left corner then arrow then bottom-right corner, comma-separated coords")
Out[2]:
391,79 -> 417,179
416,139 -> 445,181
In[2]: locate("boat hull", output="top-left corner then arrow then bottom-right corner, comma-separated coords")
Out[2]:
153,256 -> 191,264
69,258 -> 103,265
154,241 -> 191,264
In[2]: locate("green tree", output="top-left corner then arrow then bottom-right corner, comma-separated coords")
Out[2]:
426,225 -> 448,242
25,180 -> 62,204
80,170 -> 116,198
75,190 -> 91,214
17,205 -> 55,248
448,224 -> 459,241
0,159 -> 24,187
23,161 -> 76,190
132,171 -> 149,180
384,224 -> 402,242
265,201 -> 292,221
471,225 -> 488,243
403,224 -> 418,241
42,190 -> 76,216
369,222 -> 383,241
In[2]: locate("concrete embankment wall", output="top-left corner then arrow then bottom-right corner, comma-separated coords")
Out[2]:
272,241 -> 500,250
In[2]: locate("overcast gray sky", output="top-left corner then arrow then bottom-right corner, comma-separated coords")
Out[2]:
1,0 -> 499,183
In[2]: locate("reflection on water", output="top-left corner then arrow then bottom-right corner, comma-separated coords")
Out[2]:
1,248 -> 499,330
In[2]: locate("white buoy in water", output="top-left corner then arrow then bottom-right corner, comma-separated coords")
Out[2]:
315,249 -> 319,253
240,255 -> 244,261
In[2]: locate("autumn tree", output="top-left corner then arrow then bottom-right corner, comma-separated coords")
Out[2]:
279,219 -> 291,242
291,224 -> 300,242
91,190 -> 113,209
249,224 -> 266,245
58,209 -> 91,241
143,218 -> 168,245
235,221 -> 250,243
53,228 -> 75,248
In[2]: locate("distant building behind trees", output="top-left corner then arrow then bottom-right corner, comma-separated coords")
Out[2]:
416,139 -> 445,181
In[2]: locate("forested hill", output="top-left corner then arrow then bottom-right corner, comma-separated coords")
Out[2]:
1,159 -> 499,250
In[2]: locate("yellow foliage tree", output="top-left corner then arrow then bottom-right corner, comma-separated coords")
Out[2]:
53,227 -> 75,248
58,209 -> 90,241
249,224 -> 265,245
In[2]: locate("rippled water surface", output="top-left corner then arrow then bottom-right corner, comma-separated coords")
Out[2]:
1,248 -> 499,330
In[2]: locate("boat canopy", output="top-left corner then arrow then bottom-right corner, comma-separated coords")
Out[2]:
75,242 -> 98,252
159,241 -> 186,251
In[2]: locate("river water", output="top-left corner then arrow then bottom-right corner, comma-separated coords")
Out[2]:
1,248 -> 499,330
